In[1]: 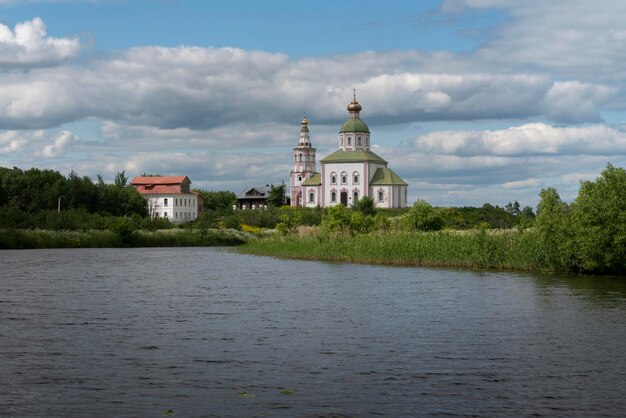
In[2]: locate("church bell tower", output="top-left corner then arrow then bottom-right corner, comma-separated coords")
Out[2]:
290,117 -> 317,206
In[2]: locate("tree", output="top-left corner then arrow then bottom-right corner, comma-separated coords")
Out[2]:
351,196 -> 376,216
535,187 -> 572,269
267,184 -> 286,208
570,163 -> 626,273
406,200 -> 444,231
114,170 -> 128,188
193,189 -> 236,213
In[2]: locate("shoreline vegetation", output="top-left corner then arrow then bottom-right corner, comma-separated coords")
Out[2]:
239,228 -> 548,272
0,228 -> 251,250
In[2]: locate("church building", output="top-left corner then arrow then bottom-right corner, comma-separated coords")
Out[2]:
290,95 -> 408,208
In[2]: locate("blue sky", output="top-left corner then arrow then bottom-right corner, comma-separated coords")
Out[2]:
1,0 -> 626,207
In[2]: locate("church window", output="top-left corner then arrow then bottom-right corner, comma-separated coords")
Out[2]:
357,137 -> 362,146
331,173 -> 337,185
164,198 -> 168,207
378,191 -> 384,202
353,191 -> 359,201
309,192 -> 315,203
353,173 -> 359,184
348,137 -> 351,146
341,172 -> 347,184
331,192 -> 337,202
298,175 -> 302,182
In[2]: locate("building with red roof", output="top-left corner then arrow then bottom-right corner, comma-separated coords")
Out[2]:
131,175 -> 203,222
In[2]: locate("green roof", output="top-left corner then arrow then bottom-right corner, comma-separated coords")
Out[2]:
339,117 -> 370,133
321,148 -> 387,164
301,172 -> 321,186
301,126 -> 309,133
370,167 -> 408,185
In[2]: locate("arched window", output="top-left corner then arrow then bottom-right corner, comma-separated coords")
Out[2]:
341,172 -> 347,184
357,137 -> 362,146
331,172 -> 337,184
378,191 -> 384,202
347,137 -> 352,146
309,192 -> 315,203
353,172 -> 359,184
298,175 -> 302,182
331,192 -> 337,202
353,191 -> 359,201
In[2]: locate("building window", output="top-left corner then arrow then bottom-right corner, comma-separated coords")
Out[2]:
163,212 -> 167,218
331,173 -> 337,185
331,192 -> 337,202
164,198 -> 168,206
309,192 -> 315,203
353,192 -> 359,201
357,137 -> 362,146
341,172 -> 347,184
298,175 -> 302,182
353,173 -> 359,184
378,191 -> 384,202
348,137 -> 351,146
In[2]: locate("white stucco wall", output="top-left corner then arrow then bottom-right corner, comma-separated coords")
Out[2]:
144,194 -> 198,222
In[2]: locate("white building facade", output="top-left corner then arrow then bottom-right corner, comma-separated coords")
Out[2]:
291,96 -> 408,208
131,175 -> 202,223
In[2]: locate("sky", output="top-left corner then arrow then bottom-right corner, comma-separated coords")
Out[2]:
1,0 -> 626,208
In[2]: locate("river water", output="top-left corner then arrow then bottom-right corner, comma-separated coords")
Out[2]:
1,247 -> 625,417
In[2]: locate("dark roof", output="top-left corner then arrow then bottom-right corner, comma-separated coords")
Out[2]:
237,186 -> 270,200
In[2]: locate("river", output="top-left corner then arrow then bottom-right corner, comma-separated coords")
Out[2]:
1,247 -> 625,417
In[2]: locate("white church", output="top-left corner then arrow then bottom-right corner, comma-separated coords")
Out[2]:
290,95 -> 408,208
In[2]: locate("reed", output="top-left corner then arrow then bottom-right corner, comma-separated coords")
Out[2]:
240,228 -> 552,272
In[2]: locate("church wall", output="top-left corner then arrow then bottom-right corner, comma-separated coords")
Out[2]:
322,162 -> 367,206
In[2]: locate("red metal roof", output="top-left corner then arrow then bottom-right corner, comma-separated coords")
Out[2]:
135,185 -> 187,195
131,176 -> 189,185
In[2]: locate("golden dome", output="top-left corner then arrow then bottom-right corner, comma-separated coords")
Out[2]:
347,99 -> 362,112
347,89 -> 362,112
301,117 -> 309,126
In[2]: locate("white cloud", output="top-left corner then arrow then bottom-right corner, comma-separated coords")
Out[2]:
0,45 -> 616,132
0,17 -> 80,68
502,178 -> 541,189
41,130 -> 79,157
413,123 -> 626,157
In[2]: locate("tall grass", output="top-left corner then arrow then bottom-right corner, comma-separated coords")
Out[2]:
0,228 -> 251,249
240,228 -> 551,272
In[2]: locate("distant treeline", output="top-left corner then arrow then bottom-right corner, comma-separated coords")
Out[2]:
0,167 -> 147,218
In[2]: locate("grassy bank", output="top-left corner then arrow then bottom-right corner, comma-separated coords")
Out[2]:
240,228 -> 551,272
0,228 -> 252,249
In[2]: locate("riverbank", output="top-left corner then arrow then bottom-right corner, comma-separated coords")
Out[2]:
0,228 -> 252,249
240,228 -> 552,272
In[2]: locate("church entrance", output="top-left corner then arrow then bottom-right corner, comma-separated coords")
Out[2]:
340,191 -> 348,206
